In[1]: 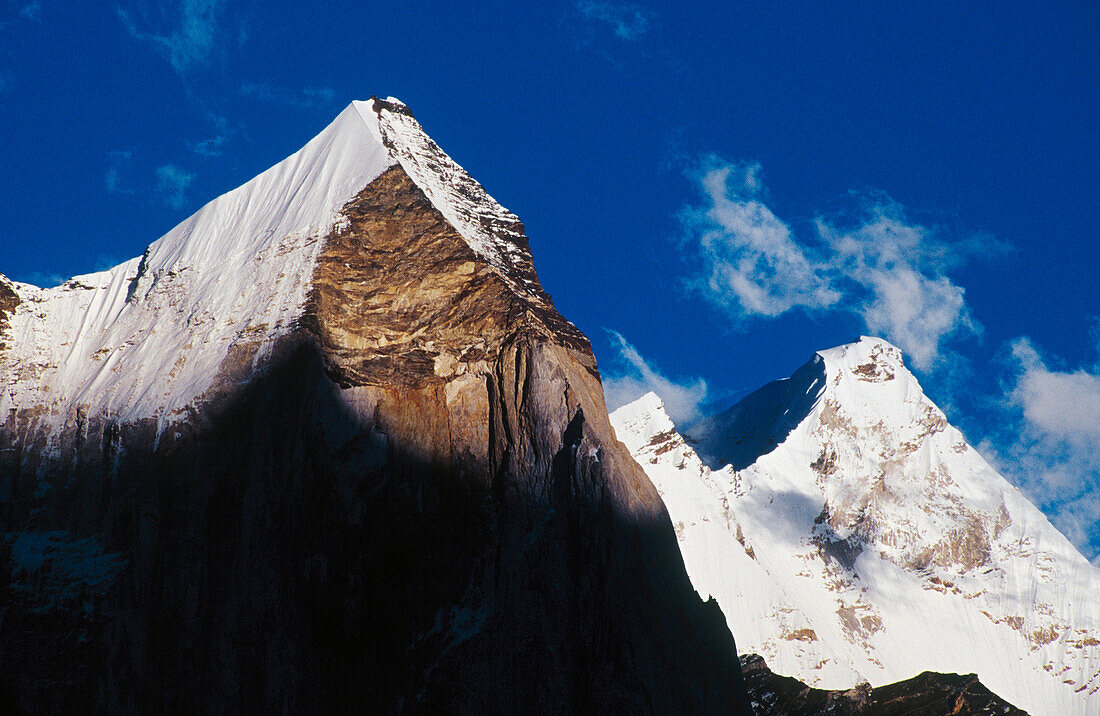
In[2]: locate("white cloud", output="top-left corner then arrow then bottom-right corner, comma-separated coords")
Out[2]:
602,331 -> 709,426
686,160 -> 839,317
117,0 -> 222,75
683,158 -> 997,371
996,337 -> 1100,562
576,1 -> 652,41
1010,338 -> 1100,442
155,164 -> 194,210
816,202 -> 983,371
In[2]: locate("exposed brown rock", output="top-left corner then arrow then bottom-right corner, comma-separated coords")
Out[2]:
303,164 -> 589,391
781,628 -> 818,642
810,447 -> 838,477
852,361 -> 895,382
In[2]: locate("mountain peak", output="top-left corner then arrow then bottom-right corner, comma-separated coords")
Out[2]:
0,98 -> 558,430
612,336 -> 1100,715
611,391 -> 669,429
360,96 -> 543,297
817,336 -> 909,384
1,98 -> 748,711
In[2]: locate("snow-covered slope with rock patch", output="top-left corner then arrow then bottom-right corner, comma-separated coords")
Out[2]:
611,336 -> 1100,716
0,98 -> 545,444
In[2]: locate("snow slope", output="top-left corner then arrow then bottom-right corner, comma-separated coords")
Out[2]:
611,337 -> 1100,716
0,98 -> 534,445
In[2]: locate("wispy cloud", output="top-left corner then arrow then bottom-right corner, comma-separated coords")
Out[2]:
1,1 -> 40,28
686,161 -> 840,317
105,150 -> 135,195
117,0 -> 223,75
990,336 -> 1100,563
93,255 -> 125,273
240,82 -> 338,110
188,112 -> 233,156
155,164 -> 194,210
682,157 -> 1007,371
19,2 -> 40,21
602,330 -> 709,426
576,1 -> 653,41
19,271 -> 65,288
815,199 -> 990,371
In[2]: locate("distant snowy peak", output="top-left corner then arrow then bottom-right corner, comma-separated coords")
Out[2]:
693,336 -> 1092,577
812,336 -> 941,442
611,336 -> 1100,715
610,391 -> 674,445
0,98 -> 550,432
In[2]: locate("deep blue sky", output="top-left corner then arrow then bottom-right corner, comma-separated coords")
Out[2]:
1,1 -> 1097,559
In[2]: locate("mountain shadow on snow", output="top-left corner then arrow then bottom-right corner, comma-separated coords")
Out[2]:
687,357 -> 826,471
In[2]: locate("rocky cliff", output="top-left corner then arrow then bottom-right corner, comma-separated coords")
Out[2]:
0,99 -> 747,713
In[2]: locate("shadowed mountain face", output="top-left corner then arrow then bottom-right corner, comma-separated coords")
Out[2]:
0,156 -> 747,713
741,654 -> 1027,715
686,357 -> 826,471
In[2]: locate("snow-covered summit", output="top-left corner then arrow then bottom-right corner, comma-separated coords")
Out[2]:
609,390 -> 668,427
818,334 -> 904,366
0,98 -> 544,441
611,337 -> 1100,715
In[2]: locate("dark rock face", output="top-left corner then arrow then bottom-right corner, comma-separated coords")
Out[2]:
0,165 -> 748,713
741,654 -> 1027,715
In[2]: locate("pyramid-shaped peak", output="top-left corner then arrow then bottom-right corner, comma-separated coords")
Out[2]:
623,391 -> 668,417
1,96 -> 557,428
817,335 -> 904,367
610,392 -> 675,440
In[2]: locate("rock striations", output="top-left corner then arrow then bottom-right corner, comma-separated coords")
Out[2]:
0,99 -> 747,713
611,337 -> 1100,716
